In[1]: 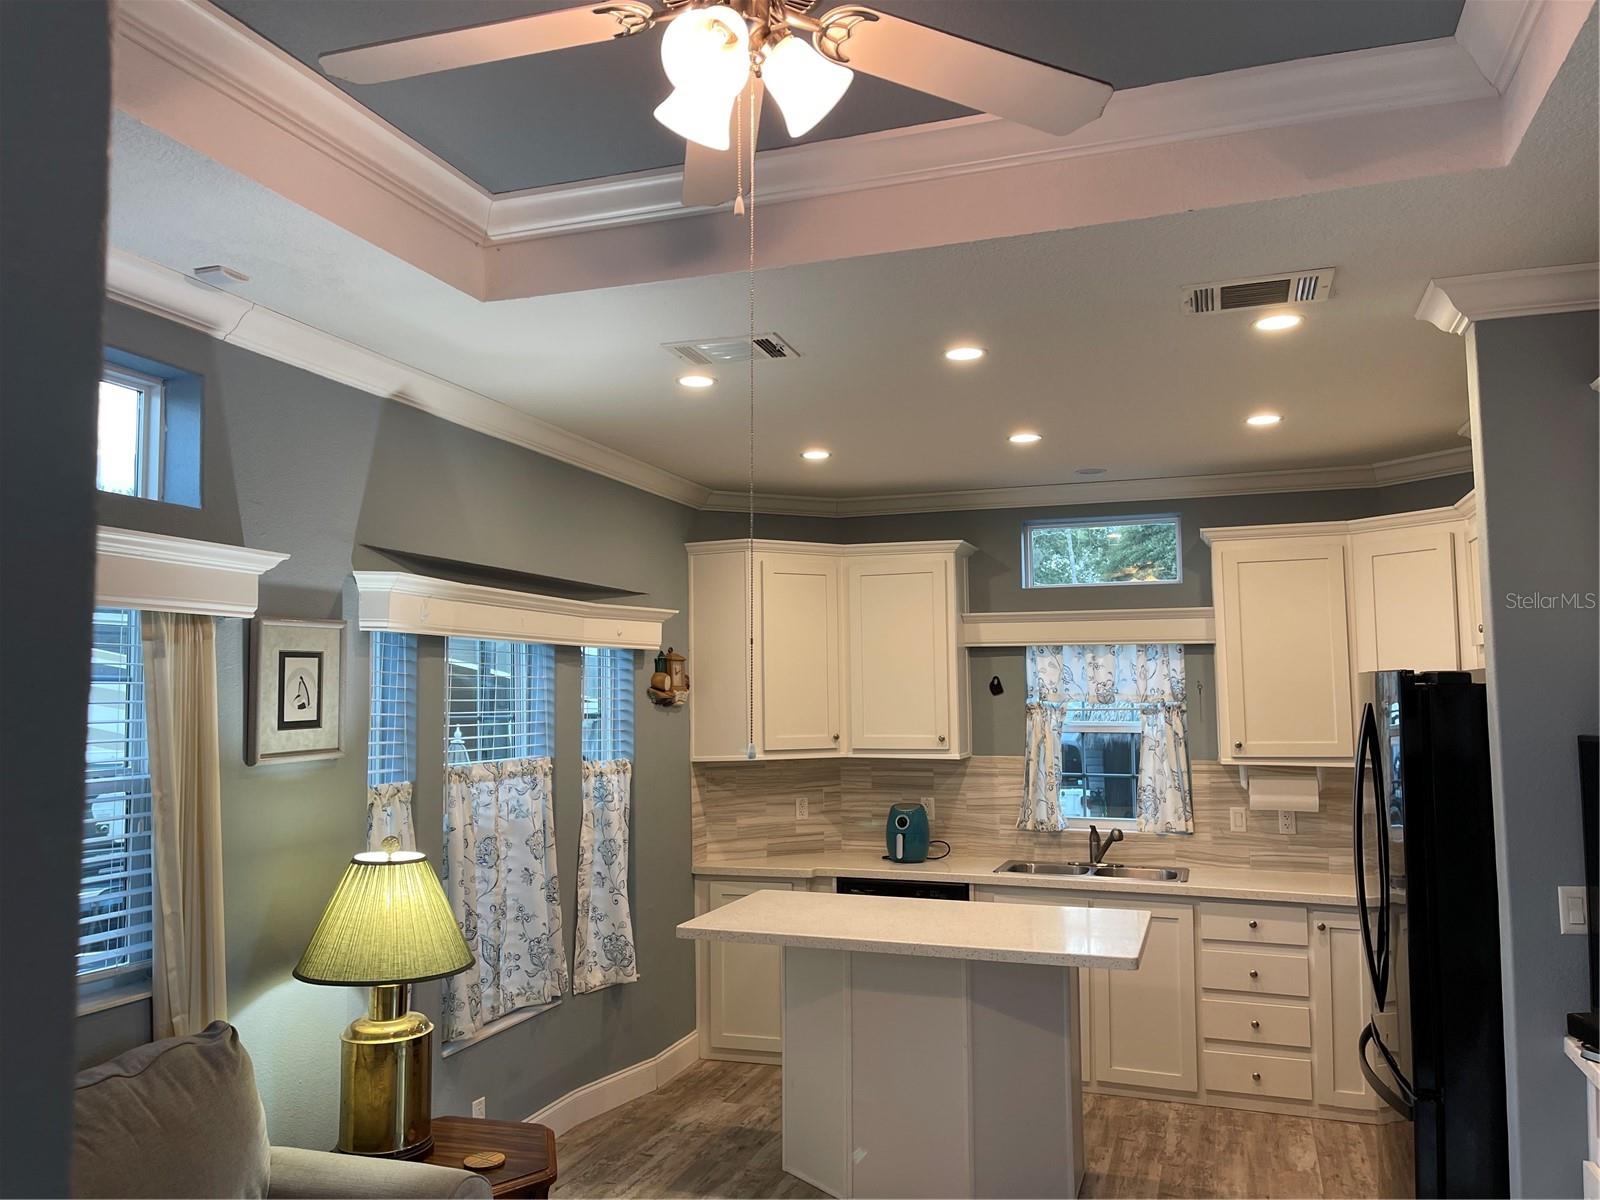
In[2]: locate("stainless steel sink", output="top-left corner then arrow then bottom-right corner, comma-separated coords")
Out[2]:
993,860 -> 1190,882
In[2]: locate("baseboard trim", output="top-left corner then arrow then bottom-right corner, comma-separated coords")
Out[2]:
524,1031 -> 700,1136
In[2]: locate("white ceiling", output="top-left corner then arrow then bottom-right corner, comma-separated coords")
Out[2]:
106,20 -> 1596,500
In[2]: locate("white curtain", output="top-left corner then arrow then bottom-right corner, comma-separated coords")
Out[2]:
573,760 -> 639,993
1023,643 -> 1194,834
365,781 -> 416,851
440,757 -> 566,1043
141,611 -> 228,1038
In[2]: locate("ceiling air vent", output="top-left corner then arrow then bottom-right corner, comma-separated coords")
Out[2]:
1183,268 -> 1335,316
663,333 -> 801,365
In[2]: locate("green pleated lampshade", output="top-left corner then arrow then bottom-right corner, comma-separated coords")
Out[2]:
294,844 -> 473,987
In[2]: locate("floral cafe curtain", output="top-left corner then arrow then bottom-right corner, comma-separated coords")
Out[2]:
573,759 -> 640,993
441,757 -> 567,1043
1022,643 -> 1194,834
365,781 -> 416,852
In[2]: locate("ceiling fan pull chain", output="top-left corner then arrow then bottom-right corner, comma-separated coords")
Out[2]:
744,82 -> 759,761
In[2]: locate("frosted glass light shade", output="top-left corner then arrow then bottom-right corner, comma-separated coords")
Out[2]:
654,87 -> 738,151
294,848 -> 472,986
762,35 -> 852,137
659,4 -> 749,95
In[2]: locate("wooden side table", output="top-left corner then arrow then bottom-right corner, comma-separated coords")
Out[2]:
424,1116 -> 557,1199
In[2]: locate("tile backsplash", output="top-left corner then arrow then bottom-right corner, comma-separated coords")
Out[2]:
693,757 -> 1354,874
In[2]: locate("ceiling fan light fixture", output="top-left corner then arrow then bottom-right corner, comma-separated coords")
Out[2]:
654,4 -> 751,150
761,34 -> 853,138
654,87 -> 737,151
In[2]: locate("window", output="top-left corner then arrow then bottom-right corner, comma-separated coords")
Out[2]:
582,647 -> 635,762
81,608 -> 155,986
445,637 -> 555,764
97,365 -> 164,500
1060,701 -> 1141,825
1023,515 -> 1181,588
368,632 -> 417,786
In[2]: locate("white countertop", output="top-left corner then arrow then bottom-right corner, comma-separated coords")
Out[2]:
692,850 -> 1360,905
677,888 -> 1152,968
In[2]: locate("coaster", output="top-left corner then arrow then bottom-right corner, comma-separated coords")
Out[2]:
464,1151 -> 507,1171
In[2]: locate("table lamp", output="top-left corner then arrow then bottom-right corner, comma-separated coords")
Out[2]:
294,837 -> 473,1159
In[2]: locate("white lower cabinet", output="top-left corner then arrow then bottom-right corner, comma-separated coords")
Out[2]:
1309,910 -> 1385,1111
697,878 -> 792,1062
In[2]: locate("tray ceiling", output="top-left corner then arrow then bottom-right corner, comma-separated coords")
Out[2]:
212,0 -> 1464,193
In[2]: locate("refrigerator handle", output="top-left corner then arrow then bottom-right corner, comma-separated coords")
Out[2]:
1354,704 -> 1385,1003
1359,1022 -> 1415,1120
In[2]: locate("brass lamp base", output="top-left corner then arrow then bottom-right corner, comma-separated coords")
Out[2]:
338,983 -> 435,1159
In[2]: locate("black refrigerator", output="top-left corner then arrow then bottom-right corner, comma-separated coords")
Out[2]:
1354,671 -> 1509,1198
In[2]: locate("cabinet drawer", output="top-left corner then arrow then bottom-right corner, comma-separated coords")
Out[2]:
1202,1048 -> 1313,1101
1198,902 -> 1307,947
1200,947 -> 1310,997
1200,997 -> 1311,1049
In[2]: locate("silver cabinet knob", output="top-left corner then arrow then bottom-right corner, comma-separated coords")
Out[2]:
1251,1072 -> 1262,1082
1248,969 -> 1259,979
1250,1020 -> 1261,1030
1233,740 -> 1243,750
1477,623 -> 1484,633
1248,920 -> 1258,929
1317,922 -> 1327,932
832,733 -> 840,741
937,734 -> 946,743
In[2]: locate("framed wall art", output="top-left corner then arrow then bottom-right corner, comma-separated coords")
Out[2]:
248,617 -> 344,764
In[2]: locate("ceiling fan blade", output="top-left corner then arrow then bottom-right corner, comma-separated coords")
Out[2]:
320,2 -> 655,85
682,79 -> 764,209
811,7 -> 1111,137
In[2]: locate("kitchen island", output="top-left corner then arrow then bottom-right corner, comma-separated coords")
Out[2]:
677,889 -> 1151,1199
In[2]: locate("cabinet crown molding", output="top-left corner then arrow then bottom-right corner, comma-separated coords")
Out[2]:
95,526 -> 289,617
353,570 -> 675,648
686,539 -> 976,558
1202,493 -> 1475,545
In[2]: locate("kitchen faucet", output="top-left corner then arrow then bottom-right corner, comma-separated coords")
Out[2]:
1088,824 -> 1123,866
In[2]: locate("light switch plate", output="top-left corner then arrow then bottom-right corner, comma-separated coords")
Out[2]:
794,796 -> 809,820
920,796 -> 936,825
1559,885 -> 1589,934
471,1097 -> 486,1119
1229,807 -> 1248,833
1277,811 -> 1297,835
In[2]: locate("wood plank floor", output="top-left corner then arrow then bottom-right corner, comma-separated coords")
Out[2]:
551,1059 -> 1407,1199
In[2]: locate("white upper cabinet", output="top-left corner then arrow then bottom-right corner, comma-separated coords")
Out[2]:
1454,493 -> 1486,669
1212,536 -> 1355,761
1350,521 -> 1461,673
688,540 -> 971,761
847,555 -> 954,753
760,553 -> 841,752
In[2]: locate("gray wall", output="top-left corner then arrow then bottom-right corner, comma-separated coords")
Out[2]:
689,474 -> 1473,614
0,5 -> 110,1195
1470,310 -> 1598,1198
86,302 -> 699,1149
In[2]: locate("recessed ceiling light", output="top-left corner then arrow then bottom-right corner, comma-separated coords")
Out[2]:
1008,432 -> 1042,445
1252,313 -> 1303,333
1246,412 -> 1283,427
678,373 -> 715,388
801,448 -> 831,461
945,345 -> 986,362
1075,467 -> 1107,476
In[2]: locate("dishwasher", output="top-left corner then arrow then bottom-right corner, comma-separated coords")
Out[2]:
834,876 -> 970,901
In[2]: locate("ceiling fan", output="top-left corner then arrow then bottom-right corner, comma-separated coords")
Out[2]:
320,0 -> 1113,208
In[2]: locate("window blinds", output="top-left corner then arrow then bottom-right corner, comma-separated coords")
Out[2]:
81,608 -> 155,981
582,646 -> 636,762
445,636 -> 555,764
368,631 -> 417,786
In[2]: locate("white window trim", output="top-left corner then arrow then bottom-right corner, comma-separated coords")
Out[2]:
101,363 -> 166,501
1021,514 -> 1183,590
440,1000 -> 558,1057
77,972 -> 153,1017
1059,715 -> 1143,830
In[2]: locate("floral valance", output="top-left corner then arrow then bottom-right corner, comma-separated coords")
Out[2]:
1026,643 -> 1187,708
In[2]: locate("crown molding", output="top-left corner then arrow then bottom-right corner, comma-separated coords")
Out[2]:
1201,492 -> 1475,545
96,526 -> 289,616
686,539 -> 975,558
700,447 -> 1475,518
106,248 -> 711,509
353,570 -> 675,648
113,0 -> 1543,264
1415,262 -> 1600,335
960,607 -> 1217,648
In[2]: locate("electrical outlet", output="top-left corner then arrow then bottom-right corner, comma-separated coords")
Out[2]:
1228,807 -> 1247,833
920,796 -> 936,825
1277,811 -> 1297,835
1559,885 -> 1589,934
794,795 -> 809,820
471,1097 -> 486,1119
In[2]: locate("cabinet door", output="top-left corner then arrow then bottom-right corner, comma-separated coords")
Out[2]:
1457,522 -> 1486,667
1090,901 -> 1198,1093
703,879 -> 791,1059
1309,911 -> 1382,1110
846,556 -> 951,751
760,554 -> 841,752
1352,525 -> 1460,673
690,548 -> 754,761
1217,538 -> 1354,760
988,890 -> 1093,1083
